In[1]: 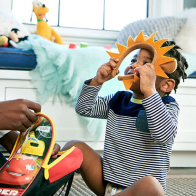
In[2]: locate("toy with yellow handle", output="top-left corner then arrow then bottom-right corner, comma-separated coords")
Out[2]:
21,131 -> 45,156
32,1 -> 64,44
107,31 -> 177,90
0,112 -> 83,196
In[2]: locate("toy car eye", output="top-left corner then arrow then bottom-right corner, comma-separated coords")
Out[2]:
6,163 -> 10,167
26,165 -> 35,171
29,166 -> 35,171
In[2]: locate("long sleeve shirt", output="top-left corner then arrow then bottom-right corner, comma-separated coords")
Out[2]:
75,80 -> 179,191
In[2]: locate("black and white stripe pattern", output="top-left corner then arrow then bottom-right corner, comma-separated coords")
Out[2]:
142,93 -> 179,144
75,82 -> 179,192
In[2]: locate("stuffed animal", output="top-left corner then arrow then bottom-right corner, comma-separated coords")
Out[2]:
0,28 -> 28,47
0,35 -> 9,47
32,1 -> 63,44
9,28 -> 28,43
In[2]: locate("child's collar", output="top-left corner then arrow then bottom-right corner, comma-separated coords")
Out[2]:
130,97 -> 142,104
37,18 -> 44,22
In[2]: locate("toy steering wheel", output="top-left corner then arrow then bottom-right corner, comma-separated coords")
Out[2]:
106,31 -> 177,90
111,42 -> 158,80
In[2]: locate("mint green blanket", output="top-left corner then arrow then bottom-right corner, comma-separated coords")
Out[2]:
17,35 -> 196,141
18,35 -> 128,141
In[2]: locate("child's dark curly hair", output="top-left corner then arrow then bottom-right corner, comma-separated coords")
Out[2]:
162,41 -> 189,94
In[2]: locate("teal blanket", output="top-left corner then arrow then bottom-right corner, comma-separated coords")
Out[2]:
17,35 -> 196,141
18,35 -> 127,141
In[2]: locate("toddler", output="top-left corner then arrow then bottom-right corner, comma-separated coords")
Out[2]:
62,40 -> 188,196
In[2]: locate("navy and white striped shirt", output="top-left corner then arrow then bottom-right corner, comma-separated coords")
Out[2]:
75,80 -> 179,191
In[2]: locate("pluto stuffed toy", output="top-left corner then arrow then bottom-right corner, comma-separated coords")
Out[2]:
32,1 -> 63,44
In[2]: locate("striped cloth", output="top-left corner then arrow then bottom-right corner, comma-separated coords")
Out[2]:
75,80 -> 179,192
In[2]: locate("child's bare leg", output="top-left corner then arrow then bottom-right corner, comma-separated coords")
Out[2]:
115,176 -> 164,196
61,140 -> 106,196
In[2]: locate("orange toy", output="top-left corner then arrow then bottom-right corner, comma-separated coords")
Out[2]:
107,31 -> 177,90
32,1 -> 63,44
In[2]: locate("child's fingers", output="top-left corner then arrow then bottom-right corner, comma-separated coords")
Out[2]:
134,63 -> 156,80
110,57 -> 119,62
135,63 -> 154,73
51,154 -> 58,159
134,70 -> 140,77
108,57 -> 119,70
52,143 -> 60,155
145,63 -> 155,70
101,65 -> 112,76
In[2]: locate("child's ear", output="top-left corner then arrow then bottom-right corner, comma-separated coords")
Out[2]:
160,79 -> 175,93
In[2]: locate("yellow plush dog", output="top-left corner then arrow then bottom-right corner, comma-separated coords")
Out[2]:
32,1 -> 63,44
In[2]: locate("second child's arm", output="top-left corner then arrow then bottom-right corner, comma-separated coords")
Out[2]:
0,131 -> 18,153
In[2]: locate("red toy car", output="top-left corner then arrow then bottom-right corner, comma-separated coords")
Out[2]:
0,153 -> 37,185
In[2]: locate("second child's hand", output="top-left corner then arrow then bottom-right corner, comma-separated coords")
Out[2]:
51,143 -> 61,159
90,57 -> 119,86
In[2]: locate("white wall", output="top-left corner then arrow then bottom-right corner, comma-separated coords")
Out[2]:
0,0 -> 118,46
148,0 -> 184,18
0,0 -> 186,46
0,0 -> 12,9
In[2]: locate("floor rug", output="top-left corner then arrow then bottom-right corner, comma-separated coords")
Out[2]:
55,175 -> 196,196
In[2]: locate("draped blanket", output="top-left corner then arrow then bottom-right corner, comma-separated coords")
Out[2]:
18,35 -> 126,141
